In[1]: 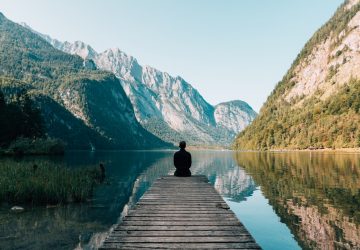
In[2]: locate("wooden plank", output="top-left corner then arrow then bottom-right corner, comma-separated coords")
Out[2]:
100,175 -> 260,249
143,196 -> 220,198
100,242 -> 261,249
123,217 -> 239,222
128,213 -> 232,216
110,230 -> 250,237
130,209 -> 231,213
132,208 -> 230,212
138,200 -> 225,203
140,197 -> 224,201
133,205 -> 230,210
113,225 -> 246,231
121,221 -> 242,226
143,193 -> 219,196
105,236 -> 254,243
137,201 -> 228,204
126,212 -> 235,216
126,213 -> 234,217
128,210 -> 233,213
142,195 -> 220,198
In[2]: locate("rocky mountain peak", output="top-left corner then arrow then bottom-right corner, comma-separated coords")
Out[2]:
214,100 -> 257,135
346,0 -> 360,9
21,23 -> 257,146
61,40 -> 97,59
284,1 -> 360,105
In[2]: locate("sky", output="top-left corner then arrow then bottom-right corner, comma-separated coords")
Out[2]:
0,0 -> 343,112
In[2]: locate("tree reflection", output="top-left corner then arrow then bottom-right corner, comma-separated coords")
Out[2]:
235,152 -> 360,250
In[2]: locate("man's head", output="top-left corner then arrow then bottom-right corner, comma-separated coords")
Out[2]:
179,141 -> 186,149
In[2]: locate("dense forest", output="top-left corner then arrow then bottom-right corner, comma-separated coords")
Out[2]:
235,79 -> 360,150
0,88 -> 43,147
0,82 -> 64,154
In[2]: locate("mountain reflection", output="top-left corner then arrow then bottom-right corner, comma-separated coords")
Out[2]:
235,152 -> 360,250
190,151 -> 257,202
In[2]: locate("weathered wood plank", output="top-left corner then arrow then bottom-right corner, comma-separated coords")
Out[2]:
100,175 -> 260,249
113,225 -> 246,231
105,236 -> 254,243
131,209 -> 231,214
126,213 -> 234,218
133,205 -> 230,209
132,210 -> 231,214
140,198 -> 225,201
138,200 -> 226,204
123,217 -> 239,221
137,201 -> 228,204
110,230 -> 249,237
121,221 -> 242,226
100,242 -> 261,249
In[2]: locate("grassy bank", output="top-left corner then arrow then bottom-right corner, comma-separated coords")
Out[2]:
0,161 -> 103,205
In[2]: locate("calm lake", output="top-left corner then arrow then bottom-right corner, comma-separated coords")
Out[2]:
0,151 -> 359,250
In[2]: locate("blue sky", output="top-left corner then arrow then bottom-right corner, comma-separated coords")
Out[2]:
0,0 -> 343,111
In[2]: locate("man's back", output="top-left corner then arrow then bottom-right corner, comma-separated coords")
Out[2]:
174,148 -> 192,177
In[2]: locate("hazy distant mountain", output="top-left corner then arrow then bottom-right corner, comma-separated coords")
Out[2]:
23,26 -> 257,146
0,13 -> 168,150
214,100 -> 257,135
235,0 -> 360,150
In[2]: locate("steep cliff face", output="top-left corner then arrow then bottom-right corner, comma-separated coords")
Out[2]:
26,26 -> 257,146
94,50 -> 219,145
0,13 -> 168,149
235,0 -> 360,150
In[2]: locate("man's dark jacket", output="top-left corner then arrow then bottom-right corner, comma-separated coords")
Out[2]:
173,148 -> 192,177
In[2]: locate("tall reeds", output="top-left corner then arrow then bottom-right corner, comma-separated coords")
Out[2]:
0,162 -> 102,205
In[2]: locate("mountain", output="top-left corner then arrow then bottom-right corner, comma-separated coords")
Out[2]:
24,25 -> 257,146
234,0 -> 360,150
0,13 -> 168,150
214,100 -> 257,135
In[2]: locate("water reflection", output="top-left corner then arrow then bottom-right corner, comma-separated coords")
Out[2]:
0,151 -> 172,250
0,151 -> 359,250
235,152 -> 360,250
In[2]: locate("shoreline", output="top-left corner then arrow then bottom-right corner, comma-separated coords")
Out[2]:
234,148 -> 360,153
270,148 -> 360,153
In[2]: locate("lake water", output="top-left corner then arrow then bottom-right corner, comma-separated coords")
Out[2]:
0,151 -> 359,250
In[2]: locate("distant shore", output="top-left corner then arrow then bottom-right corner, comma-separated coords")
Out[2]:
187,145 -> 230,150
271,148 -> 360,153
231,148 -> 360,153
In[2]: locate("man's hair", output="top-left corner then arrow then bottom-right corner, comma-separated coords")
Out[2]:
179,141 -> 186,149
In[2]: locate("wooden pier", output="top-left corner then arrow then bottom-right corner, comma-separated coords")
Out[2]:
100,175 -> 261,249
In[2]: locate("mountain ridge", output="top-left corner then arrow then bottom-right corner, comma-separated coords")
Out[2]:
0,13 -> 169,150
23,25 -> 257,146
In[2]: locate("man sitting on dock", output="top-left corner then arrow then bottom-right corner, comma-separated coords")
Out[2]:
173,141 -> 192,177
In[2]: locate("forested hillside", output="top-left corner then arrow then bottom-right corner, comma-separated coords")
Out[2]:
234,0 -> 360,150
0,12 -> 168,150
